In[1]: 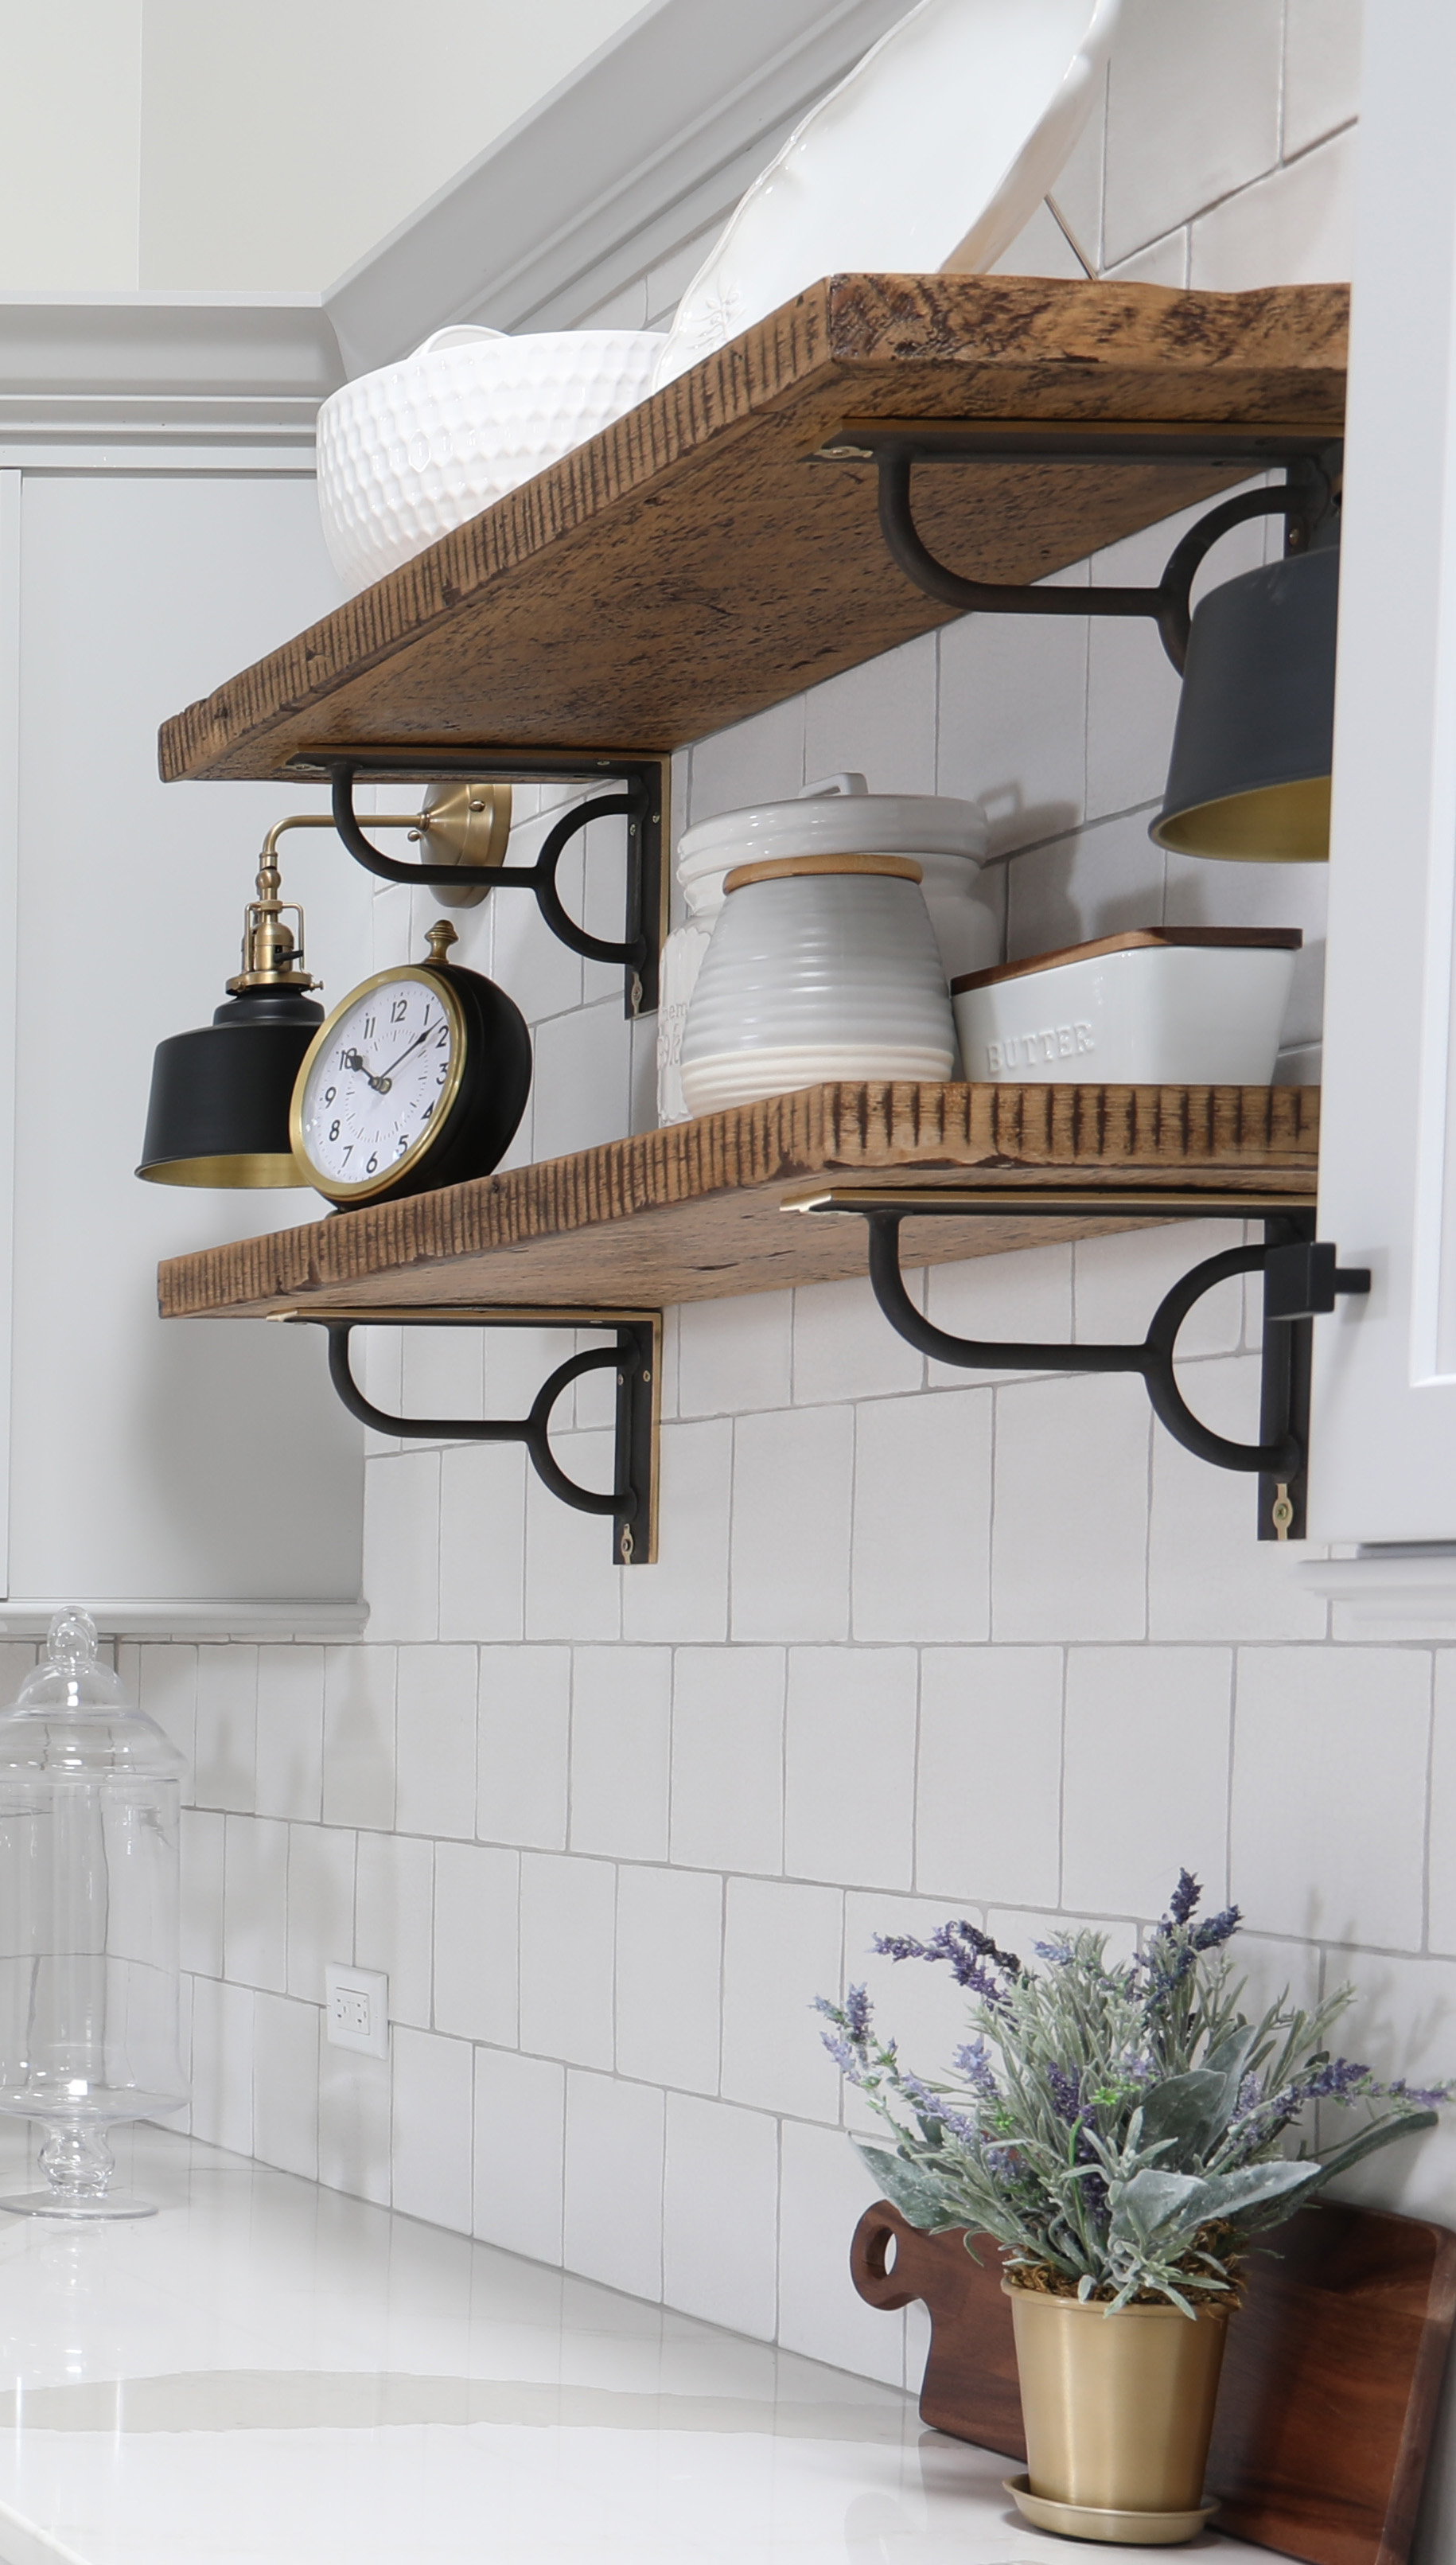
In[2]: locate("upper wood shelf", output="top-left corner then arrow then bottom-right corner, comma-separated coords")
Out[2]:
158,1082 -> 1319,1323
158,274 -> 1348,785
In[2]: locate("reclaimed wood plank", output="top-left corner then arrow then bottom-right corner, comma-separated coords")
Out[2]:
157,275 -> 1347,785
157,1081 -> 1320,1321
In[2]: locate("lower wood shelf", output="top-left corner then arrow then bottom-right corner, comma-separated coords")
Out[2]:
157,1082 -> 1319,1323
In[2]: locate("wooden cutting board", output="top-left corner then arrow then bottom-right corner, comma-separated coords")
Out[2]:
851,2198 -> 1456,2565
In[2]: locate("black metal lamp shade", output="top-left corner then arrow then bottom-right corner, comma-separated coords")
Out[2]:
136,988 -> 325,1187
1151,541 -> 1338,861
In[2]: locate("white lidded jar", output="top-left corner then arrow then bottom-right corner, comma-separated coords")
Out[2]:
656,774 -> 991,1121
0,1609 -> 187,2218
679,852 -> 958,1114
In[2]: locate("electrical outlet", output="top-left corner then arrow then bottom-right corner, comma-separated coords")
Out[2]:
325,1963 -> 389,2058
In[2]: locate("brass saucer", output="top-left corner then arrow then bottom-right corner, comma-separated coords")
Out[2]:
1005,2474 -> 1218,2546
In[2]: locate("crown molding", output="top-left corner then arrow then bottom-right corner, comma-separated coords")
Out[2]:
0,1596 -> 368,1639
0,293 -> 343,446
321,0 -> 913,371
0,5 -> 904,440
1294,1546 -> 1456,1634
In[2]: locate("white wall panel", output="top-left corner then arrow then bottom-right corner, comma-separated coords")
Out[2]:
6,463 -> 368,1623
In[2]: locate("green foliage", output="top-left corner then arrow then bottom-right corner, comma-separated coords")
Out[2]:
816,1875 -> 1447,2314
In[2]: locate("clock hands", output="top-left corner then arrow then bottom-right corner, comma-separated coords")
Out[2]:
343,1019 -> 441,1094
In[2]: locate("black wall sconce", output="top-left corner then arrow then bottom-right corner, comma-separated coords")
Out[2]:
136,792 -> 512,1190
819,421 -> 1342,864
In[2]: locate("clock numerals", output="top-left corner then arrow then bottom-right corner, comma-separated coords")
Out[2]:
300,974 -> 458,1196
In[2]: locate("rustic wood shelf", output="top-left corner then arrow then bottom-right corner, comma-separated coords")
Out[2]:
157,274 -> 1347,785
158,1083 -> 1319,1323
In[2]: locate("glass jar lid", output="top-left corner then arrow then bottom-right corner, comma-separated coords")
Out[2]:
0,1608 -> 185,1777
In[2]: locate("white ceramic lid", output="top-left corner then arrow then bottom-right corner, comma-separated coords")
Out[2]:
678,782 -> 987,881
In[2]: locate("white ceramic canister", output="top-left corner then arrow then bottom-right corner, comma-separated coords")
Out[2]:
656,775 -> 991,1121
679,852 -> 958,1115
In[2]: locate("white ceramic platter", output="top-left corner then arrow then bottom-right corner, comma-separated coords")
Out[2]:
654,0 -> 1120,388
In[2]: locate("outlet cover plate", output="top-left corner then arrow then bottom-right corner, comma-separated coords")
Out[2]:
325,1962 -> 389,2058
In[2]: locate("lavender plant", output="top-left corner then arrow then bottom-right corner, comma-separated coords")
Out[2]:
816,1873 -> 1449,2314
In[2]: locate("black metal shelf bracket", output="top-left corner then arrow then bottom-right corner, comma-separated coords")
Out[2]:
277,1305 -> 660,1564
286,747 -> 668,1018
789,1188 -> 1369,1541
812,422 -> 1342,672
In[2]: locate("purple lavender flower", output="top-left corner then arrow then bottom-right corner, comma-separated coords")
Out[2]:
1192,1905 -> 1243,1951
901,2072 -> 981,2146
819,2029 -> 865,2081
1388,2076 -> 1454,2110
953,2039 -> 1000,2098
844,1982 -> 871,2042
873,1920 -> 1022,2002
1168,1870 -> 1201,1928
1304,2056 -> 1371,2100
1046,2062 -> 1083,2126
1034,1938 -> 1075,1966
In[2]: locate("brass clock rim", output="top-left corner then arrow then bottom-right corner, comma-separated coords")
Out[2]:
290,961 -> 469,1206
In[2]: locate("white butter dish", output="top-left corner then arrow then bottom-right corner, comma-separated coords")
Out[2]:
951,927 -> 1302,1086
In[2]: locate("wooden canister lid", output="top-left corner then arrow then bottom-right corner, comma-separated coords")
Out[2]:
723,851 -> 925,893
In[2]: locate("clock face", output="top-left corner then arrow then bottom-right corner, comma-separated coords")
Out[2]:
293,968 -> 464,1199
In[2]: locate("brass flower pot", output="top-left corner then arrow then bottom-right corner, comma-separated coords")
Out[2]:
1005,2282 -> 1230,2516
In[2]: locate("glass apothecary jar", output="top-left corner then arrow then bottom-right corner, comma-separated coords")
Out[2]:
0,1608 -> 187,2217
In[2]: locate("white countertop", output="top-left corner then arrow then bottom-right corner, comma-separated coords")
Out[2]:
0,2124 -> 1264,2565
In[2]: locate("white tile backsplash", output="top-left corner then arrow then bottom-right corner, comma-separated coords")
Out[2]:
916,1648 -> 1064,1907
252,1993 -> 320,2181
473,2047 -> 566,2261
851,1390 -> 992,1643
614,1865 -> 723,2093
663,2094 -> 779,2339
784,1647 -> 918,1890
477,1645 -> 570,1848
991,1372 -> 1151,1643
1104,0 -> 1283,267
720,1877 -> 843,2123
356,1830 -> 434,2029
433,1843 -> 520,2046
151,40 -> 1456,2505
391,2025 -> 474,2232
518,1852 -> 617,2068
1061,1647 -> 1233,1917
1191,126 -> 1357,290
194,1645 -> 258,1813
1283,0 -> 1362,157
570,1646 -> 672,1861
670,1645 -> 785,1877
438,1444 -> 528,1643
322,1646 -> 396,1832
563,2069 -> 665,2297
1231,1647 -> 1431,1950
223,1813 -> 289,1994
730,1404 -> 855,1643
254,1646 -> 324,1824
395,1644 -> 477,1839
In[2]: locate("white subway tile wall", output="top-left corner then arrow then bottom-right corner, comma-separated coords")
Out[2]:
135,18 -> 1456,2522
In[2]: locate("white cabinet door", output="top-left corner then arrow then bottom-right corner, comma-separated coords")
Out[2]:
1308,0 -> 1456,1546
2,462 -> 370,1631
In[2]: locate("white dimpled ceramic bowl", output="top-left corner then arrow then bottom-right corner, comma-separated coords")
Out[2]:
679,854 -> 957,1116
316,325 -> 664,594
951,929 -> 1301,1086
